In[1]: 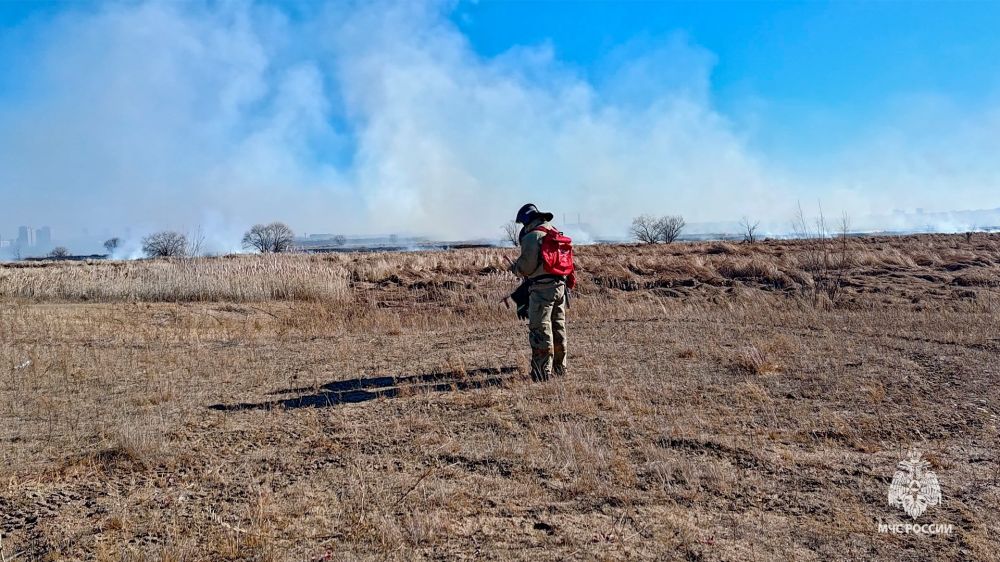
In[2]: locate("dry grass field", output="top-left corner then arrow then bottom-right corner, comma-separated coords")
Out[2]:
1,234 -> 999,561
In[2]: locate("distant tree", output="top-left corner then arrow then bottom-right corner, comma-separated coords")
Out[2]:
657,215 -> 686,244
740,216 -> 761,244
332,235 -> 347,247
48,246 -> 71,259
103,237 -> 121,255
242,222 -> 295,253
630,215 -> 660,244
187,226 -> 207,257
838,212 -> 851,241
501,221 -> 520,247
142,231 -> 188,258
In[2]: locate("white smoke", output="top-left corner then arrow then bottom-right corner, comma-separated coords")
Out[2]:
0,1 -> 998,248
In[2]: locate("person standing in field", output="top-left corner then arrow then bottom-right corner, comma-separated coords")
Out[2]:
509,203 -> 576,382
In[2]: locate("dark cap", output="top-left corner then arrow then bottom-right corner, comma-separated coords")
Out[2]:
516,203 -> 538,224
515,203 -> 555,225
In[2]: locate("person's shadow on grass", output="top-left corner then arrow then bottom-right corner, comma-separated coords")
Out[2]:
209,367 -> 519,411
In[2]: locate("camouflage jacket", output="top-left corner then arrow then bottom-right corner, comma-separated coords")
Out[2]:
510,218 -> 554,280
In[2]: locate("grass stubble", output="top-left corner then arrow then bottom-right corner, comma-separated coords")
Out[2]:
1,233 -> 999,560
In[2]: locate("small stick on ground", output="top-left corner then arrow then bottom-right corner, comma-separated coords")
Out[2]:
391,466 -> 436,509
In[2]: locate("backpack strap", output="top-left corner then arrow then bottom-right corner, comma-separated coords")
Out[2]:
529,274 -> 567,285
530,226 -> 559,235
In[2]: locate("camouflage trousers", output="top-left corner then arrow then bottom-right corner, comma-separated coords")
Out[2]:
528,281 -> 567,381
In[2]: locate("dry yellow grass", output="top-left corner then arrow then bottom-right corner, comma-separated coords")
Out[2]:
2,233 -> 999,560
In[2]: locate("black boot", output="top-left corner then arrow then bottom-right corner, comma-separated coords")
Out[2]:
531,369 -> 550,382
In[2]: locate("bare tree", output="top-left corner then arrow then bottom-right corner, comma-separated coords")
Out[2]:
793,200 -> 853,305
501,221 -> 520,247
657,215 -> 686,244
48,246 -> 71,259
791,200 -> 810,239
103,237 -> 121,255
332,235 -> 347,247
815,203 -> 830,239
242,222 -> 295,253
187,226 -> 207,257
839,212 -> 851,240
630,215 -> 660,244
142,231 -> 188,258
836,211 -> 852,270
791,199 -> 835,240
740,216 -> 760,244
818,212 -> 853,302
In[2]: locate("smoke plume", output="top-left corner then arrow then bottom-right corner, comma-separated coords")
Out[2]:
1,1 -> 998,252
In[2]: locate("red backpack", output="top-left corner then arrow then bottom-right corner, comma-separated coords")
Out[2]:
532,226 -> 577,288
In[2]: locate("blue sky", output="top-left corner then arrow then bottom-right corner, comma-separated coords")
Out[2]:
1,1 -> 999,245
452,1 -> 1000,157
456,1 -> 1000,102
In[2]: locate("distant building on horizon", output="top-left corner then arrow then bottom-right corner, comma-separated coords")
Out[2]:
16,226 -> 35,248
36,226 -> 51,247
